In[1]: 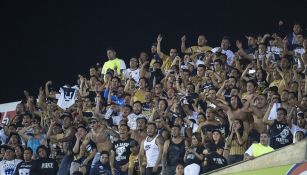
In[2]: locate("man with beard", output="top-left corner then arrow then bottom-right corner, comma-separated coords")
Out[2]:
110,124 -> 135,175
247,94 -> 268,134
85,117 -> 118,170
130,116 -> 147,144
216,76 -> 237,102
127,101 -> 146,130
139,122 -> 164,175
13,148 -> 34,175
162,125 -> 187,175
0,146 -> 22,175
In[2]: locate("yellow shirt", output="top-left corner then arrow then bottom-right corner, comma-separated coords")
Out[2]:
269,79 -> 286,95
252,143 -> 274,157
102,58 -> 122,78
161,55 -> 173,73
133,89 -> 146,103
129,154 -> 140,175
189,45 -> 212,53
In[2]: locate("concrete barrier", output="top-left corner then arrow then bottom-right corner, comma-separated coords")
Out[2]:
204,139 -> 307,175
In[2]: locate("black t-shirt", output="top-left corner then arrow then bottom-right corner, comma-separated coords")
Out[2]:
112,138 -> 134,169
30,158 -> 58,175
185,145 -> 204,166
203,152 -> 228,173
166,139 -> 185,166
13,161 -> 33,175
269,120 -> 293,149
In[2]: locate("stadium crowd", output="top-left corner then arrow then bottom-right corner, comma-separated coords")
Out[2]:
0,21 -> 307,175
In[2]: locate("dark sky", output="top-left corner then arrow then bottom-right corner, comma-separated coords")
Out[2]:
1,0 -> 307,103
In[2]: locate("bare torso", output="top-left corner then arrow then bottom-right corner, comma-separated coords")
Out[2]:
251,107 -> 268,133
227,108 -> 250,131
131,130 -> 147,144
89,127 -> 112,152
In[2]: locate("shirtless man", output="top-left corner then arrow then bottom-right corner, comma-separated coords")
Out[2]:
130,116 -> 147,144
82,117 -> 118,168
247,94 -> 268,133
208,95 -> 251,131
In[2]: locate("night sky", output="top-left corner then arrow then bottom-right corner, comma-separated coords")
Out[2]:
1,0 -> 307,103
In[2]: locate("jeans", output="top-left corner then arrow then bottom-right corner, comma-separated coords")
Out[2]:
91,152 -> 101,168
145,167 -> 162,175
57,154 -> 73,175
115,169 -> 128,175
166,166 -> 177,175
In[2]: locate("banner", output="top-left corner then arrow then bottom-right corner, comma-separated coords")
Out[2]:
0,101 -> 21,124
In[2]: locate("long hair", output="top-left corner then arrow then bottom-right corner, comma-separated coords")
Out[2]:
256,68 -> 267,82
233,119 -> 244,137
229,95 -> 243,110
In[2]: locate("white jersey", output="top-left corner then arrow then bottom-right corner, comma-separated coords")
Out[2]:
124,68 -> 140,83
0,159 -> 22,175
211,47 -> 234,65
144,135 -> 160,167
57,85 -> 79,110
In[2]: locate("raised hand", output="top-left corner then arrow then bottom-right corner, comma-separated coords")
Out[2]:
38,87 -> 45,97
46,80 -> 52,86
263,33 -> 271,38
24,90 -> 30,99
181,35 -> 186,42
157,34 -> 163,42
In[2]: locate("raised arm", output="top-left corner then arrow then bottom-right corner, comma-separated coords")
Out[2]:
181,35 -> 190,54
263,101 -> 274,126
206,97 -> 229,112
162,139 -> 169,174
45,80 -> 53,98
138,140 -> 145,175
17,125 -> 32,142
157,34 -> 165,58
154,135 -> 164,173
37,87 -> 46,111
287,107 -> 296,128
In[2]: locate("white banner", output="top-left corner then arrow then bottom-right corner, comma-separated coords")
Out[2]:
0,101 -> 21,124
